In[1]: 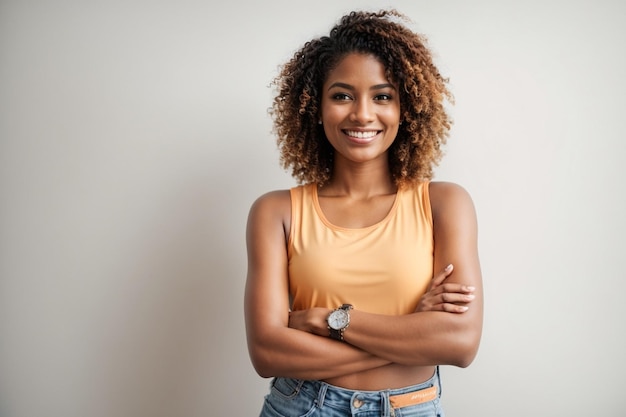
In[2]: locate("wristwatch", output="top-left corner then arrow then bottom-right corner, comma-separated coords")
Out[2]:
327,304 -> 353,341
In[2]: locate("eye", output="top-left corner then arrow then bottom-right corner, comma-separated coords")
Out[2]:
331,93 -> 352,101
374,94 -> 393,101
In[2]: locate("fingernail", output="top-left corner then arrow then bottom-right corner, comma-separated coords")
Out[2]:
445,264 -> 453,272
466,286 -> 475,292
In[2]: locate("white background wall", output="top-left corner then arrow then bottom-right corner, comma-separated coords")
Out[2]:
1,0 -> 625,416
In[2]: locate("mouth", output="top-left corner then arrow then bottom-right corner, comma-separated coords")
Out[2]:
343,130 -> 381,142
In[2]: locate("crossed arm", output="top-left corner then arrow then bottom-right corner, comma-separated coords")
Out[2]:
244,182 -> 483,380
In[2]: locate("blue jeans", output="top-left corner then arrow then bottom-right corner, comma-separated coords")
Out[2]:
259,367 -> 445,417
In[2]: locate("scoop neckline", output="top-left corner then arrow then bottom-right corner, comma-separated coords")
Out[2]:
311,184 -> 401,231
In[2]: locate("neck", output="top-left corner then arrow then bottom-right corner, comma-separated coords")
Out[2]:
322,156 -> 396,198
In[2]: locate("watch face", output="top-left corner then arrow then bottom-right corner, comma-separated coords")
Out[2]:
328,309 -> 349,330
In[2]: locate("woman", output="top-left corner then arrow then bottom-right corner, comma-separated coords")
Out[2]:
245,9 -> 483,417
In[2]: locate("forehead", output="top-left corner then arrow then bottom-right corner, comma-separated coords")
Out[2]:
324,53 -> 390,86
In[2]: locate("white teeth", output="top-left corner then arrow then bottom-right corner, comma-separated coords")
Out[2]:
345,130 -> 378,139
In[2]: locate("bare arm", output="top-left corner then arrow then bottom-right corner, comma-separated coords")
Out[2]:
244,190 -> 391,379
288,182 -> 483,367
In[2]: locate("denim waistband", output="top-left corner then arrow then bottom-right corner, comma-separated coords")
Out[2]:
298,366 -> 442,415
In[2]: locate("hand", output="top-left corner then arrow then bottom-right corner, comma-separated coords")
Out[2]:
415,264 -> 476,313
288,307 -> 330,336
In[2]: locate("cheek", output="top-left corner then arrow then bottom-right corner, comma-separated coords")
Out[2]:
322,123 -> 337,142
383,114 -> 401,131
321,105 -> 347,122
387,105 -> 401,122
387,126 -> 400,143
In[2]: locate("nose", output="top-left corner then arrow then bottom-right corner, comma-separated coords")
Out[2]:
350,99 -> 374,124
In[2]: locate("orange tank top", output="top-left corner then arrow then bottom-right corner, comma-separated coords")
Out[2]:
288,182 -> 434,315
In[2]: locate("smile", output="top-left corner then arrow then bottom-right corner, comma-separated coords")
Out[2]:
343,130 -> 380,139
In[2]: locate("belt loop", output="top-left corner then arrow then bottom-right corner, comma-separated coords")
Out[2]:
381,389 -> 390,417
315,382 -> 328,408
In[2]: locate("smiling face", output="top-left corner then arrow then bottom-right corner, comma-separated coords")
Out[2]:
320,53 -> 401,167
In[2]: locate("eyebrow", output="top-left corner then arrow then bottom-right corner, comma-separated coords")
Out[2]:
327,82 -> 396,91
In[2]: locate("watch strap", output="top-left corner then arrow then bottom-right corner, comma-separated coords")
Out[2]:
329,326 -> 343,341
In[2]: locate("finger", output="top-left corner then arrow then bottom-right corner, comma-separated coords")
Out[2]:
426,283 -> 473,299
437,283 -> 475,295
430,264 -> 454,290
440,303 -> 470,313
440,292 -> 475,304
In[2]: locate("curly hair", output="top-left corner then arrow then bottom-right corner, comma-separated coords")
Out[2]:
270,9 -> 453,186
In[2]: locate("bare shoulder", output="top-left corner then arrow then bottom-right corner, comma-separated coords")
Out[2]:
249,189 -> 291,213
428,181 -> 476,221
247,189 -> 292,235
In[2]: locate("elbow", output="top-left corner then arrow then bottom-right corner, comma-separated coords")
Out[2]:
248,347 -> 275,379
251,360 -> 273,379
247,337 -> 282,378
451,350 -> 476,368
449,333 -> 481,368
444,313 -> 482,368
254,366 -> 274,379
246,323 -> 292,378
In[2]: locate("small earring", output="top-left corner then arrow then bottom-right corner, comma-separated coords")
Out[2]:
318,120 -> 322,125
399,120 -> 403,125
